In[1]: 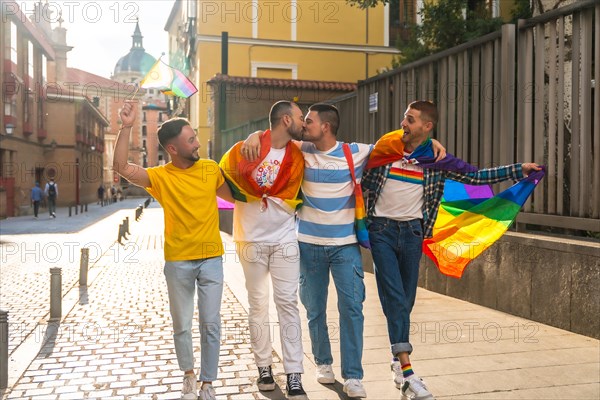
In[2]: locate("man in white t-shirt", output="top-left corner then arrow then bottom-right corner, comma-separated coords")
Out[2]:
219,101 -> 307,398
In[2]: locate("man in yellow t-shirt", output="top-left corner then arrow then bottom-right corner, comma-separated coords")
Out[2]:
113,101 -> 233,400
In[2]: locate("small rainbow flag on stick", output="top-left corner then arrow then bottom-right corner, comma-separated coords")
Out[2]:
140,59 -> 198,98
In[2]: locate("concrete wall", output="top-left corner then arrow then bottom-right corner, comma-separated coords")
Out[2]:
418,232 -> 600,339
219,210 -> 599,339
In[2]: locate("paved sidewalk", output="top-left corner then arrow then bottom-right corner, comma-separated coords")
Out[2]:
1,205 -> 599,399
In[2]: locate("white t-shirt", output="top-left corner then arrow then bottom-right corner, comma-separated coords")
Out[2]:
297,141 -> 373,245
373,156 -> 424,220
233,147 -> 297,243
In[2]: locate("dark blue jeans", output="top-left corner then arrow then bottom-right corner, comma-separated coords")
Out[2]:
368,217 -> 423,356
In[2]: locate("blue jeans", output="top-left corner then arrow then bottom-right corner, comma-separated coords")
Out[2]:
299,242 -> 365,380
164,257 -> 223,381
368,217 -> 423,356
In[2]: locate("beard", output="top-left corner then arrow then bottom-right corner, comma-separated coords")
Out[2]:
288,121 -> 305,141
182,149 -> 200,162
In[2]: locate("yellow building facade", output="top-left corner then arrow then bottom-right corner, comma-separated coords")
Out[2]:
166,0 -> 399,157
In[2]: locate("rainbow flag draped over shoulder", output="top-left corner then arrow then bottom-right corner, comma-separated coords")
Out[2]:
218,130 -> 304,212
424,169 -> 545,278
366,129 -> 544,278
342,143 -> 370,249
140,59 -> 198,98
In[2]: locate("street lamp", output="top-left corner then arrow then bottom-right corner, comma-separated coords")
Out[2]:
5,123 -> 14,135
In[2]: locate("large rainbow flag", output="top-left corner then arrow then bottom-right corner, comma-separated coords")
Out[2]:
423,169 -> 544,278
366,130 -> 544,278
140,59 -> 198,98
218,130 -> 304,212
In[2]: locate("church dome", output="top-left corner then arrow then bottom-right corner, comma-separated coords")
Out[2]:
113,22 -> 156,77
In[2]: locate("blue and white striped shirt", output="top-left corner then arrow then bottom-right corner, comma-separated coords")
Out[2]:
297,141 -> 373,245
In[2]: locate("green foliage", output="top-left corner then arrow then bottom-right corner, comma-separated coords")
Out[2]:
419,0 -> 467,53
389,0 -> 507,66
346,0 -> 389,9
510,0 -> 533,23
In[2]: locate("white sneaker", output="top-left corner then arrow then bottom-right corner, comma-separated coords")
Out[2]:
391,360 -> 404,389
181,373 -> 197,400
401,375 -> 435,400
199,383 -> 216,400
316,364 -> 335,384
343,379 -> 367,398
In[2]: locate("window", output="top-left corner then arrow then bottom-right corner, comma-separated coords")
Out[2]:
28,41 -> 34,78
42,54 -> 47,83
142,126 -> 147,136
4,98 -> 17,118
38,101 -> 45,129
10,22 -> 17,63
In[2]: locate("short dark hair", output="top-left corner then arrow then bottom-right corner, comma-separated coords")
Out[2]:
157,118 -> 190,148
308,103 -> 340,135
408,100 -> 438,128
269,101 -> 295,128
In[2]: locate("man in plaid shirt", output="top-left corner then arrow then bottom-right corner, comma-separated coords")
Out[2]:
361,100 -> 540,400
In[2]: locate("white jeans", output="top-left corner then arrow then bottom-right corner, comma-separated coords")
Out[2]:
237,241 -> 304,374
163,257 -> 223,381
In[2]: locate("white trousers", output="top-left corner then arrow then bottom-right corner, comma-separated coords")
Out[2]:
237,241 -> 304,374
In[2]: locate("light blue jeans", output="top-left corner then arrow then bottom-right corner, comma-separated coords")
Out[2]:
164,257 -> 223,381
299,242 -> 365,380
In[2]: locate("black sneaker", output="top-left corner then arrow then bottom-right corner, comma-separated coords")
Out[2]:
286,373 -> 307,398
257,366 -> 276,391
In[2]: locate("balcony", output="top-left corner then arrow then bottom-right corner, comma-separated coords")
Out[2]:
23,122 -> 33,137
37,128 -> 47,140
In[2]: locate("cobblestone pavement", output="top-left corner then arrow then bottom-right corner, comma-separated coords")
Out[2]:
2,203 -> 599,400
1,200 -> 146,357
3,208 -> 288,400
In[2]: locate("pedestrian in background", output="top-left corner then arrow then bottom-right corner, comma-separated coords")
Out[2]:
44,177 -> 58,218
97,184 -> 105,205
30,182 -> 43,219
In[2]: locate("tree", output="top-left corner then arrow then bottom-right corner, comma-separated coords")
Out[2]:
347,0 -> 508,66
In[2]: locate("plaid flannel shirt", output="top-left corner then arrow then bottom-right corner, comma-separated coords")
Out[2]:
361,163 -> 524,238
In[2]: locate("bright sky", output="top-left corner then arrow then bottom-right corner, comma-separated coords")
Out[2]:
22,0 -> 174,78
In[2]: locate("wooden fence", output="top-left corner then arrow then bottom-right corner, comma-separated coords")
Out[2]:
217,0 -> 599,233
330,0 -> 599,233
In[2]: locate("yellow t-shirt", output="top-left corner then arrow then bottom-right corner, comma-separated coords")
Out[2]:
146,160 -> 224,261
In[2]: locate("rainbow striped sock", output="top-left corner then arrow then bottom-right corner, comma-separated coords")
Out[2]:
401,363 -> 414,378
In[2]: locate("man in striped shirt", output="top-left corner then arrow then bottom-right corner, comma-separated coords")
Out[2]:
362,100 -> 540,400
296,104 -> 372,398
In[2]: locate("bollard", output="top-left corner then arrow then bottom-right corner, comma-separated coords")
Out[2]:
49,268 -> 62,322
0,310 -> 8,389
117,224 -> 124,244
85,204 -> 88,212
80,204 -> 84,213
79,248 -> 89,286
125,217 -> 130,234
75,204 -> 78,215
69,206 -> 72,217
